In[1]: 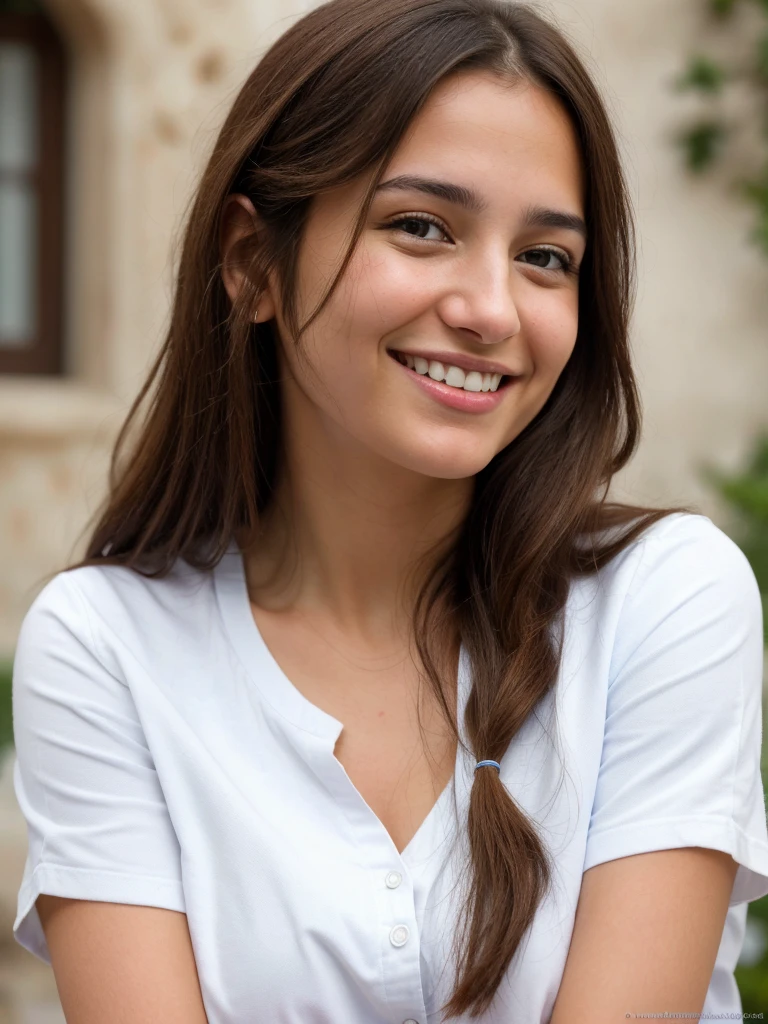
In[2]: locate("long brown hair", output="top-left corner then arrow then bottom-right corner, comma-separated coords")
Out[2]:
61,0 -> 693,1016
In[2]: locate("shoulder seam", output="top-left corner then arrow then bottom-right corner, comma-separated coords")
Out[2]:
60,573 -> 129,690
64,574 -> 103,665
605,528 -> 652,688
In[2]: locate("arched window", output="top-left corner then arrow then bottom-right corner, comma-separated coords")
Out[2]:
0,0 -> 66,374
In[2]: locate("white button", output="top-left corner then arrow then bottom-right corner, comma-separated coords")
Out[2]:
403,1020 -> 420,1024
389,924 -> 410,947
385,870 -> 402,889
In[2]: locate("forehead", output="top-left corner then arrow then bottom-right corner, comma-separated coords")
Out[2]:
383,71 -> 585,215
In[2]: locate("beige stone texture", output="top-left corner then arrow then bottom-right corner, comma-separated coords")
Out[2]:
1,0 -> 767,1015
2,0 -> 767,654
549,0 -> 768,513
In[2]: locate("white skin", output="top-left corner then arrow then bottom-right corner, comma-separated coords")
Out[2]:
220,70 -> 586,660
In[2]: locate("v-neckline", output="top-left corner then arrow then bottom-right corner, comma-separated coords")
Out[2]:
213,537 -> 470,861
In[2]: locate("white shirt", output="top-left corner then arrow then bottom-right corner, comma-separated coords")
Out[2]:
11,511 -> 768,1023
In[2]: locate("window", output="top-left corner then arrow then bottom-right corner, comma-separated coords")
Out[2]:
0,0 -> 66,374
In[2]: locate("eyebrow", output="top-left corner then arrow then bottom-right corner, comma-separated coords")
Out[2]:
373,174 -> 588,239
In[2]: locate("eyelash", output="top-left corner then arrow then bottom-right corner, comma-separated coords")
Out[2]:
382,213 -> 579,276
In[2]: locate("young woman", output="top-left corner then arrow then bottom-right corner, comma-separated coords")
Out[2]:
11,0 -> 768,1020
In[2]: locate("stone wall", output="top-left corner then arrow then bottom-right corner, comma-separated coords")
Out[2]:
2,0 -> 767,1017
0,0 -> 316,652
2,0 -> 767,654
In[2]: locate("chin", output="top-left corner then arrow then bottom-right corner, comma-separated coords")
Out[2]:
391,445 -> 499,481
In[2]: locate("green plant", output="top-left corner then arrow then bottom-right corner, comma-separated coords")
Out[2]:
736,907 -> 768,1009
731,708 -> 768,1007
700,425 -> 768,1008
675,4 -> 768,1003
702,435 -> 768,644
702,440 -> 768,1011
0,660 -> 12,753
674,0 -> 768,255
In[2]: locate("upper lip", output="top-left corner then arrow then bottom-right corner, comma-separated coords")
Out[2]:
387,347 -> 519,377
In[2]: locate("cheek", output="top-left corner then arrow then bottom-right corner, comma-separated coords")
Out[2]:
278,258 -> 369,382
358,239 -> 441,319
524,292 -> 579,374
276,300 -> 378,425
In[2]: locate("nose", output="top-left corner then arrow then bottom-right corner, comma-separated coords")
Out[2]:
436,254 -> 522,346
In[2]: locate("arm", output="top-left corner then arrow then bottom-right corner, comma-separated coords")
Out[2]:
37,895 -> 209,1023
12,575 -> 197,1008
549,847 -> 738,1023
549,516 -> 765,1022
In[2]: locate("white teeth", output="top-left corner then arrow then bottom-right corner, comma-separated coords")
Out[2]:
428,360 -> 445,381
445,365 -> 466,388
395,351 -> 507,393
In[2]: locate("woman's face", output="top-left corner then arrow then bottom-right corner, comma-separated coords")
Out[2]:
255,71 -> 586,481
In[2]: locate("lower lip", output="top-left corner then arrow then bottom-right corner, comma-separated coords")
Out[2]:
388,352 -> 518,413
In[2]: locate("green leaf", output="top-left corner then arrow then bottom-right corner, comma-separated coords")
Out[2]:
739,174 -> 768,254
0,661 -> 12,754
717,479 -> 768,521
749,215 -> 768,256
757,31 -> 768,80
737,958 -> 768,1011
675,55 -> 727,93
706,438 -> 768,508
701,437 -> 768,642
740,177 -> 768,205
711,0 -> 739,16
677,121 -> 726,171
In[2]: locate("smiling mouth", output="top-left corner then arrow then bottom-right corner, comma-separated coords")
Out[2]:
387,349 -> 514,393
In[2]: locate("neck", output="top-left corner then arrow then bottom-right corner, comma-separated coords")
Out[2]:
238,422 -> 472,645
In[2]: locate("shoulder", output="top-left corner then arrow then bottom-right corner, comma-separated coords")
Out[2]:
580,512 -> 768,906
589,510 -> 759,610
631,510 -> 752,573
564,511 -> 762,680
17,555 -> 218,669
601,511 -> 762,687
617,511 -> 759,616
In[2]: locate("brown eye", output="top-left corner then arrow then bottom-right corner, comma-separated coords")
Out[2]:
385,214 -> 451,243
518,247 -> 571,273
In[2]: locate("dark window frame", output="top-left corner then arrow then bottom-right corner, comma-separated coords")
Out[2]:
0,12 -> 66,375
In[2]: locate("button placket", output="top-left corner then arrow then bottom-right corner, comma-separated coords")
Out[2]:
376,862 -> 426,1022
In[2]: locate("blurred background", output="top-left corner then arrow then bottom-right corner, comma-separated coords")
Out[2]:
1,0 -> 767,1019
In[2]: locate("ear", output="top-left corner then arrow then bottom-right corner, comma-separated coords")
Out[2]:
219,193 -> 276,322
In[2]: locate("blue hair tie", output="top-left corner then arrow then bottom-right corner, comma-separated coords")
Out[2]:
474,759 -> 501,773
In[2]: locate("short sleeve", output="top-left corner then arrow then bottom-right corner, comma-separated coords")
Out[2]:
11,571 -> 186,964
583,514 -> 768,906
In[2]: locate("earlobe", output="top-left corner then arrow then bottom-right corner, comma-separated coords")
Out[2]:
219,194 -> 275,321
